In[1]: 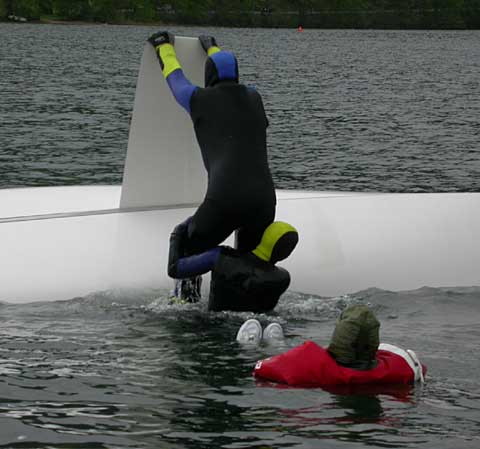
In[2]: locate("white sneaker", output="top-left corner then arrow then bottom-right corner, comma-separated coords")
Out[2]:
263,322 -> 284,342
236,319 -> 262,344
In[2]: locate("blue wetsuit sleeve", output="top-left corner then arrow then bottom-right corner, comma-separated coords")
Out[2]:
176,247 -> 222,278
166,69 -> 198,114
167,220 -> 222,279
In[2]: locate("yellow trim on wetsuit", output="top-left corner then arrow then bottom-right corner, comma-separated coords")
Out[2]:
252,222 -> 298,262
157,43 -> 181,78
207,46 -> 221,56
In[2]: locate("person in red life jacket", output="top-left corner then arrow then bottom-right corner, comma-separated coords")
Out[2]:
168,218 -> 298,312
253,304 -> 426,387
148,31 -> 276,302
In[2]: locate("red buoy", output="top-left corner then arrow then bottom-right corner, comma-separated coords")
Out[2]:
298,25 -> 303,32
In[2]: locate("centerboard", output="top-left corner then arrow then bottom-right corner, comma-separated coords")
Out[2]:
120,37 -> 207,209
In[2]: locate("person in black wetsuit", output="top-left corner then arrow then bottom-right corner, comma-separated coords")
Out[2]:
148,31 -> 277,301
168,219 -> 299,312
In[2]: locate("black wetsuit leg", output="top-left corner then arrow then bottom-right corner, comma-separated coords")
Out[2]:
185,196 -> 275,255
234,202 -> 276,252
186,199 -> 237,255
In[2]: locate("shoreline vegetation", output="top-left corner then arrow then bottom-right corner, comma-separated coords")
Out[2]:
1,1 -> 480,29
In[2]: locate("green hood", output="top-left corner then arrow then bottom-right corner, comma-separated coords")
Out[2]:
252,221 -> 298,264
328,304 -> 380,370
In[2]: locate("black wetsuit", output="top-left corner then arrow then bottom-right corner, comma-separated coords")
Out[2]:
208,247 -> 290,313
167,219 -> 290,312
188,81 -> 276,253
163,50 -> 276,255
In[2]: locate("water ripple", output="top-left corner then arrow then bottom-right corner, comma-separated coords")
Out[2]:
1,25 -> 479,192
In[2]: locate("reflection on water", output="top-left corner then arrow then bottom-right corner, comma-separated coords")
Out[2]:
1,287 -> 480,448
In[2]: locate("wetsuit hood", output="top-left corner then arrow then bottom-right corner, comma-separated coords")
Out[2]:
252,222 -> 299,264
328,304 -> 380,370
205,51 -> 239,87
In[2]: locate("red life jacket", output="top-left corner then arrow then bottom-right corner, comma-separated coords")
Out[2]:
253,341 -> 427,387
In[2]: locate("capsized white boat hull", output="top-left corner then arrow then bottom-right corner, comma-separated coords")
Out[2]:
1,186 -> 478,303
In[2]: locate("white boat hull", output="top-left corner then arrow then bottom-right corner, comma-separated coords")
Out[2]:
1,187 -> 479,303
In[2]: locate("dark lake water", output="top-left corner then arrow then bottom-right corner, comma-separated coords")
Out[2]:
1,288 -> 480,448
0,23 -> 480,448
0,24 -> 479,191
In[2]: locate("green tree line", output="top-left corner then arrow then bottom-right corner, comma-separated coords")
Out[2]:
1,0 -> 479,28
